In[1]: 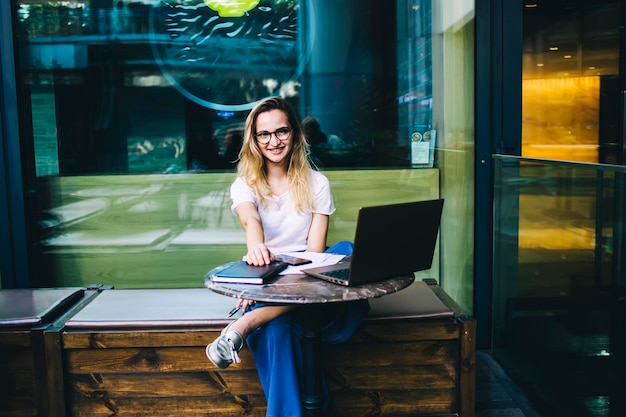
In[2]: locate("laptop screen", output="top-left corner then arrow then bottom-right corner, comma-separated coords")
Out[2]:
348,199 -> 444,281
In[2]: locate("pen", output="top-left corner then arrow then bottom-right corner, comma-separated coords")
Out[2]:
228,306 -> 241,317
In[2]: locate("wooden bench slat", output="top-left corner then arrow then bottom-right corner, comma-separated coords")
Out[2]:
326,364 -> 457,390
69,396 -> 268,417
62,318 -> 464,349
0,399 -> 39,417
0,347 -> 34,370
327,389 -> 457,416
327,340 -> 458,366
67,371 -> 263,397
0,331 -> 32,348
64,347 -> 257,373
356,319 -> 463,341
0,371 -> 37,398
62,328 -> 222,349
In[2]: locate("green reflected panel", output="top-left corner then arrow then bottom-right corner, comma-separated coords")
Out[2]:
41,169 -> 439,289
492,156 -> 623,417
494,161 -> 615,304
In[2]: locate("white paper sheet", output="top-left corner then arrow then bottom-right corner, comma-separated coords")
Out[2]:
277,251 -> 345,275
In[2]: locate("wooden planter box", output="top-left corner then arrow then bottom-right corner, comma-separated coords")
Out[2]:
56,282 -> 474,417
0,288 -> 94,417
325,281 -> 475,417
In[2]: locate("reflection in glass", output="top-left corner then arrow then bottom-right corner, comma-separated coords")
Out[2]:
14,0 -> 423,174
521,1 -> 621,164
8,1 -> 475,329
151,1 -> 305,110
493,156 -> 623,417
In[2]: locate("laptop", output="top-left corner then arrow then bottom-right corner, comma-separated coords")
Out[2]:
302,199 -> 444,286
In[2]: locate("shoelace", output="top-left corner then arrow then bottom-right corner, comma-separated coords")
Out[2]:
226,336 -> 241,364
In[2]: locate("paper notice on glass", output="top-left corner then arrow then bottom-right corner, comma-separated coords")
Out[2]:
411,132 -> 430,165
278,252 -> 345,275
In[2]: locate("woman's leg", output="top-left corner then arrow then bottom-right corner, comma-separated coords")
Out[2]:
245,241 -> 363,416
206,305 -> 295,369
246,311 -> 304,417
229,304 -> 295,338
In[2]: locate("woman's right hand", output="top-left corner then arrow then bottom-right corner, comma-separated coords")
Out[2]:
244,243 -> 274,266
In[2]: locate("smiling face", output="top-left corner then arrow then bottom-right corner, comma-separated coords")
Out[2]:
255,109 -> 293,168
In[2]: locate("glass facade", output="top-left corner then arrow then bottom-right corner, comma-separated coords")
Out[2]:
521,0 -> 621,164
5,0 -> 476,310
3,1 -> 626,416
491,1 -> 626,416
492,156 -> 625,417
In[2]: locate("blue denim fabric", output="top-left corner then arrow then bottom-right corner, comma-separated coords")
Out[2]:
246,311 -> 304,417
325,240 -> 354,256
244,241 -> 370,417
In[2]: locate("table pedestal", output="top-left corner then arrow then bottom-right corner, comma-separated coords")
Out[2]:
301,311 -> 323,416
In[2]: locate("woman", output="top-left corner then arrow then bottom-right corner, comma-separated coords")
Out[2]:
206,97 -> 367,416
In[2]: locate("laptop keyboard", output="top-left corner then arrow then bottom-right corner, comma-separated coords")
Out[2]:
323,268 -> 350,281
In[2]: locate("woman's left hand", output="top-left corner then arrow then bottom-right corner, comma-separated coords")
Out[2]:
237,298 -> 256,311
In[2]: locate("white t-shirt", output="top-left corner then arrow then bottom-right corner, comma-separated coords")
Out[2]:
230,170 -> 335,253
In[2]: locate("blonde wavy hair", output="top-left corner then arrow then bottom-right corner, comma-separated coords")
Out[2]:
237,97 -> 314,213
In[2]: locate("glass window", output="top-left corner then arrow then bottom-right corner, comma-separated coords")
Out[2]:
491,2 -> 625,415
16,0 -> 421,174
521,1 -> 621,164
11,0 -> 475,313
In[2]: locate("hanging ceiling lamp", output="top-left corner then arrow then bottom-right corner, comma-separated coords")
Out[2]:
203,0 -> 260,17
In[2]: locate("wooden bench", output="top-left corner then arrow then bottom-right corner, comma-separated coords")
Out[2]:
0,288 -> 95,417
44,280 -> 475,416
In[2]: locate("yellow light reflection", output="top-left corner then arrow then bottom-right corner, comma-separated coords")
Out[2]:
522,76 -> 599,163
203,0 -> 260,17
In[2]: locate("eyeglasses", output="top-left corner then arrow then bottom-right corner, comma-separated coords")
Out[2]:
254,127 -> 292,144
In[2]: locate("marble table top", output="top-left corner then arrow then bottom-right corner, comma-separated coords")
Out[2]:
204,262 -> 415,304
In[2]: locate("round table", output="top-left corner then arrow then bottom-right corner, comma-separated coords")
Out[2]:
205,263 -> 414,417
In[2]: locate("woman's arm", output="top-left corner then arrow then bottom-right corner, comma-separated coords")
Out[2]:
234,202 -> 274,266
306,213 -> 329,253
